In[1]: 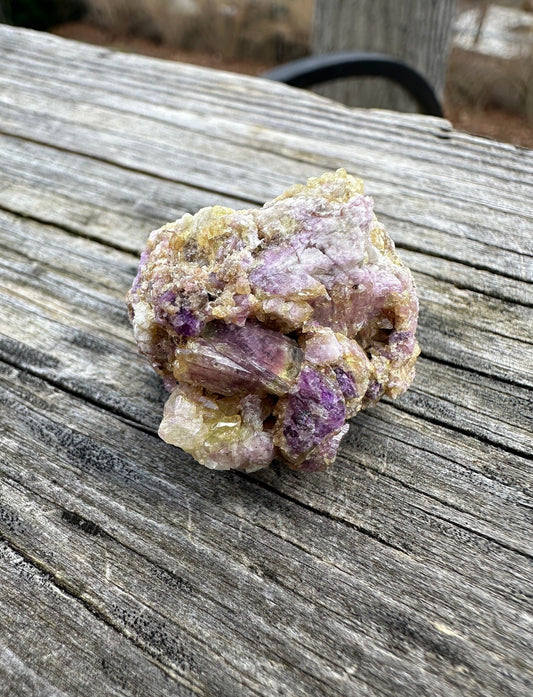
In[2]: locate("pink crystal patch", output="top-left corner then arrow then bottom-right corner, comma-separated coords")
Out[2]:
127,169 -> 420,472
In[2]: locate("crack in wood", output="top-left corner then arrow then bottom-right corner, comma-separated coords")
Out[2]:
0,200 -> 141,258
389,399 -> 533,463
0,532 -> 195,688
0,126 -> 261,209
389,237 -> 533,285
0,531 -> 198,691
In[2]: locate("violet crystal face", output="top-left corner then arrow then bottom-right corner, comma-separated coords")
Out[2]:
127,170 -> 420,472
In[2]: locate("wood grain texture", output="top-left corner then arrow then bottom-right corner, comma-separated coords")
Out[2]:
0,27 -> 531,282
312,0 -> 456,111
0,26 -> 531,697
1,363 -> 531,697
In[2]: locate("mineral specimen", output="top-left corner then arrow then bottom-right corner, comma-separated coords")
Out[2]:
127,169 -> 419,472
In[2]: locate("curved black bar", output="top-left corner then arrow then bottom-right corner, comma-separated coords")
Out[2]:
263,52 -> 444,118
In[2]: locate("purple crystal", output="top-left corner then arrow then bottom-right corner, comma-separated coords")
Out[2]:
175,320 -> 303,397
333,367 -> 358,400
281,366 -> 346,462
364,381 -> 383,403
154,290 -> 205,337
299,426 -> 349,472
250,245 -> 323,298
171,308 -> 203,337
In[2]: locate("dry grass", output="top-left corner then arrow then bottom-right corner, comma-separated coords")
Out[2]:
446,47 -> 533,118
449,1 -> 533,119
84,0 -> 312,61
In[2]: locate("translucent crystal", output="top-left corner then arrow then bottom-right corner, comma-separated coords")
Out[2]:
127,169 -> 420,472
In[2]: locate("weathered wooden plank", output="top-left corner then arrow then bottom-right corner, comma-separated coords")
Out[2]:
3,24 -> 531,181
0,134 -> 246,254
413,288 -> 533,392
0,73 -> 530,258
0,208 -> 531,562
338,402 -> 533,548
0,540 -> 194,697
0,25 -> 531,697
0,363 -> 531,697
0,89 -> 312,205
399,248 -> 533,308
0,28 -> 532,283
398,357 -> 533,455
1,30 -> 530,193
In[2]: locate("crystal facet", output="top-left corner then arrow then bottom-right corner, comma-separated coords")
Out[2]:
127,169 -> 420,472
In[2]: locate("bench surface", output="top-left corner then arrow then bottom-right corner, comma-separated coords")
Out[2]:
0,25 -> 531,697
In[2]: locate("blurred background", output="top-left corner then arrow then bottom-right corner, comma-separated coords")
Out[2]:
1,0 -> 532,147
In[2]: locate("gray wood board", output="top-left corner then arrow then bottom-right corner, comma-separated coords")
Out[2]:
0,25 -> 531,697
1,363 -> 531,697
0,26 -> 532,281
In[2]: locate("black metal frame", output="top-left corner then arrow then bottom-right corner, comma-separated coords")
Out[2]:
263,52 -> 443,117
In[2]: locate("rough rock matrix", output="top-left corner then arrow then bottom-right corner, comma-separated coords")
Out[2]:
127,170 -> 420,472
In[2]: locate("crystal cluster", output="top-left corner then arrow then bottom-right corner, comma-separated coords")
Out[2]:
127,170 -> 419,472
